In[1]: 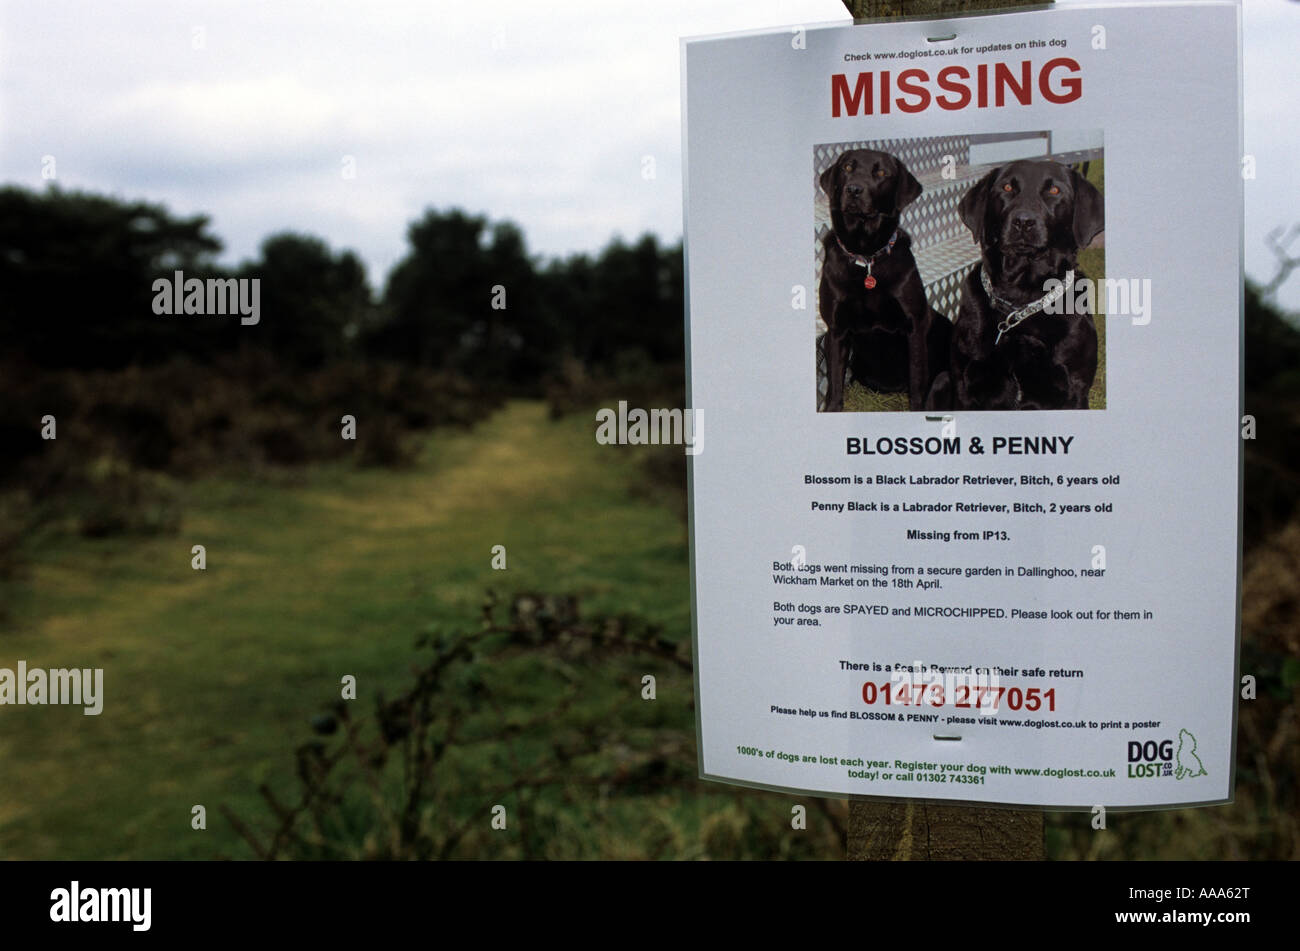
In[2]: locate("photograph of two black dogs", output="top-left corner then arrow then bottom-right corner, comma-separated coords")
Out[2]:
815,132 -> 1106,412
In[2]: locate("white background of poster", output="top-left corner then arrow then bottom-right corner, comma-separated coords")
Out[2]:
683,1 -> 1241,808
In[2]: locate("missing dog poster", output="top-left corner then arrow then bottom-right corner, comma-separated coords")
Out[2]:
682,2 -> 1242,809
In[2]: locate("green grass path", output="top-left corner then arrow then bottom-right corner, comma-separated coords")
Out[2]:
0,401 -> 689,859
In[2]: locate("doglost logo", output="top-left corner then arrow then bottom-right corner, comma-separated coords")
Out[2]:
1126,728 -> 1206,780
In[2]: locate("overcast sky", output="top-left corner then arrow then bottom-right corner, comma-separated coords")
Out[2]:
2,0 -> 1296,307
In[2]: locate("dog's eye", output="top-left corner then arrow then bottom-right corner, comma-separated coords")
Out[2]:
1001,183 -> 1014,193
1048,185 -> 1061,196
874,168 -> 886,178
844,161 -> 855,172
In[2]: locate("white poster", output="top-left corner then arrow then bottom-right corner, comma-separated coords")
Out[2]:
683,1 -> 1242,808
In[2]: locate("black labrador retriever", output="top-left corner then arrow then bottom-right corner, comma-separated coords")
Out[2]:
928,159 -> 1104,411
819,149 -> 950,412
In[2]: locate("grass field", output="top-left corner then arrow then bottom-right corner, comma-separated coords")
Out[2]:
0,401 -> 698,859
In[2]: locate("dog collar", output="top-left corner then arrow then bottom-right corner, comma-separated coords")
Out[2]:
981,267 -> 1073,346
836,230 -> 898,290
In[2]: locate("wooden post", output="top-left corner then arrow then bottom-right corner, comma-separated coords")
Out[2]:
839,0 -> 1048,861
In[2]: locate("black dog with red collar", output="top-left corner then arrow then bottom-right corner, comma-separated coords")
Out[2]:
819,149 -> 951,412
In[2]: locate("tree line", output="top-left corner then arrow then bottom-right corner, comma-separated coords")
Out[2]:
0,185 -> 684,386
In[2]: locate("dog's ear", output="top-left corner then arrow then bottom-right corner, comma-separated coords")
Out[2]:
958,166 -> 1001,245
1069,167 -> 1104,250
894,162 -> 922,213
819,156 -> 842,197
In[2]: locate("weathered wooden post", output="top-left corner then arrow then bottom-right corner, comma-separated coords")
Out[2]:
839,0 -> 1048,861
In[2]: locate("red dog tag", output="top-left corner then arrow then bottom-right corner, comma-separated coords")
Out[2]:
863,275 -> 877,290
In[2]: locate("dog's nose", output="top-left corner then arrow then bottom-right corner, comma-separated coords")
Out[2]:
1011,213 -> 1039,233
846,184 -> 864,198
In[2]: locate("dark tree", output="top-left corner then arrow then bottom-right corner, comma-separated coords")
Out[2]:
239,233 -> 373,368
0,186 -> 223,368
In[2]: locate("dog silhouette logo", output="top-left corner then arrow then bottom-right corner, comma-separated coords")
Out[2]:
1174,728 -> 1207,780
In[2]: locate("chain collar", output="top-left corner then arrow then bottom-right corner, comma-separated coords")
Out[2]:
981,266 -> 1074,347
835,230 -> 898,289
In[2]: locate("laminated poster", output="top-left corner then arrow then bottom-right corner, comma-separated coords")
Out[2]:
682,0 -> 1243,808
